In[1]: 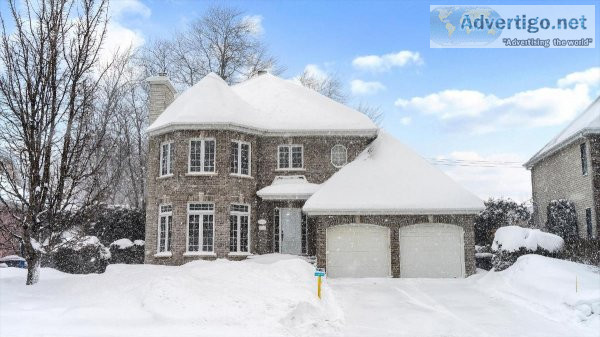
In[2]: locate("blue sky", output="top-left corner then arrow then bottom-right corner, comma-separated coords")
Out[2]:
4,0 -> 599,201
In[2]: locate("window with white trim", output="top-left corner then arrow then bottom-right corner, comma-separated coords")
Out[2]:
331,144 -> 347,168
187,203 -> 214,252
278,145 -> 303,169
229,204 -> 249,253
230,141 -> 251,176
189,139 -> 215,173
581,143 -> 588,176
158,205 -> 173,253
160,142 -> 174,176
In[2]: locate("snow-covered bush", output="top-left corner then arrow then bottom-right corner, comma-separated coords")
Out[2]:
53,236 -> 111,274
546,199 -> 578,241
475,198 -> 531,245
109,239 -> 145,264
491,226 -> 563,271
563,238 -> 600,266
82,205 -> 145,246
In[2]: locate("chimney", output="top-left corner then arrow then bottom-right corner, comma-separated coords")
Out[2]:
257,70 -> 268,76
146,74 -> 176,124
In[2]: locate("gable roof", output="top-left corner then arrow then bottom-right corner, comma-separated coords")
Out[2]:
302,131 -> 484,215
147,73 -> 378,136
525,97 -> 600,169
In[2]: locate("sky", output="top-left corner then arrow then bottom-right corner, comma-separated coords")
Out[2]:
4,0 -> 599,202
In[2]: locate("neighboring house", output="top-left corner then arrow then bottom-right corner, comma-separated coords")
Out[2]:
525,97 -> 599,239
143,72 -> 484,278
0,208 -> 20,258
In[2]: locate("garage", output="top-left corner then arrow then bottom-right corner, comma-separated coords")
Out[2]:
326,224 -> 391,278
399,223 -> 465,278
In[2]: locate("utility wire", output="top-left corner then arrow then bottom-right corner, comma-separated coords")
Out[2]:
426,158 -> 525,168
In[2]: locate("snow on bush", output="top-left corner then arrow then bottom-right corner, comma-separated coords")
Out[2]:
110,238 -> 134,249
52,235 -> 111,274
478,255 -> 600,325
0,255 -> 343,337
546,199 -> 578,241
492,226 -> 564,252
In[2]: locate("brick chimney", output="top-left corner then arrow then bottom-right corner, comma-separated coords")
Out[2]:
146,73 -> 176,124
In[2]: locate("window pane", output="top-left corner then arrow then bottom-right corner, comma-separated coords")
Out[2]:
279,146 -> 289,168
230,204 -> 249,213
166,216 -> 172,251
160,205 -> 172,213
189,141 -> 202,172
291,146 -> 303,168
168,144 -> 174,174
230,143 -> 239,174
581,143 -> 588,175
331,145 -> 347,167
188,214 -> 200,252
241,143 -> 250,175
159,216 -> 166,252
229,215 -> 238,252
240,215 -> 249,252
161,144 -> 169,176
586,208 -> 593,238
204,140 -> 215,172
189,203 -> 214,211
203,214 -> 213,252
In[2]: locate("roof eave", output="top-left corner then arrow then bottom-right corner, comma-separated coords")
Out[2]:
302,207 -> 484,216
524,127 -> 600,169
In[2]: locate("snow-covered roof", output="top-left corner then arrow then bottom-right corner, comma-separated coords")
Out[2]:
525,97 -> 600,168
257,176 -> 320,200
147,73 -> 378,136
303,132 -> 485,215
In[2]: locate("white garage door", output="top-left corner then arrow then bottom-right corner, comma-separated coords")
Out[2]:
326,224 -> 391,278
399,223 -> 465,278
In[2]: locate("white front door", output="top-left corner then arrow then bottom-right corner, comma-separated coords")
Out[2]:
399,223 -> 465,278
280,208 -> 302,255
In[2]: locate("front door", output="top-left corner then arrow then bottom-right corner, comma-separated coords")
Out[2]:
280,208 -> 302,254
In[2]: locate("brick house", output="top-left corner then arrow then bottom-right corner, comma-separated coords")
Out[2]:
143,72 -> 484,278
525,97 -> 599,239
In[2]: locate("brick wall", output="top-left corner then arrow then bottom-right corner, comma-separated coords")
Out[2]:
590,135 -> 600,236
144,130 -> 375,265
531,139 -> 596,238
312,214 -> 477,278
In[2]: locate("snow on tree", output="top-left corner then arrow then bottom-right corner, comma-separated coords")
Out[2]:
474,198 -> 532,245
546,199 -> 578,241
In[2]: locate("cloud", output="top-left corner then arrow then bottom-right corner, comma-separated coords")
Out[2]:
395,67 -> 599,134
557,67 -> 600,87
350,79 -> 386,95
243,15 -> 264,35
352,51 -> 423,72
400,117 -> 412,125
302,64 -> 328,81
108,0 -> 151,19
101,0 -> 150,63
435,151 -> 531,201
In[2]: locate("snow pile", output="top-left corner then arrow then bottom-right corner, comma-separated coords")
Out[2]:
478,255 -> 600,326
492,226 -> 564,252
303,131 -> 484,214
110,238 -> 134,249
133,239 -> 145,246
0,254 -> 343,337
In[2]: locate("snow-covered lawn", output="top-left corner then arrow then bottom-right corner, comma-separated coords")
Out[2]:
0,254 -> 598,337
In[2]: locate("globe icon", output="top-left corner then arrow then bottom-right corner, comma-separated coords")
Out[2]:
430,7 -> 504,46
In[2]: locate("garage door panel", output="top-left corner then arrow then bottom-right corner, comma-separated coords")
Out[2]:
326,224 -> 390,278
400,224 -> 465,278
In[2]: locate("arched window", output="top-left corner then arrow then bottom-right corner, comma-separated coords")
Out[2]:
331,144 -> 347,168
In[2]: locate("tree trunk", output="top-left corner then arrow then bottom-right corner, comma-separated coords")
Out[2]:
25,252 -> 40,285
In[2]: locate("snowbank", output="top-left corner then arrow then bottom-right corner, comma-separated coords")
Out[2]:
478,255 -> 600,325
133,239 -> 144,246
492,226 -> 564,252
0,254 -> 343,337
110,238 -> 134,249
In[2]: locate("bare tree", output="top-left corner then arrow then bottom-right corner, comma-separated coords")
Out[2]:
0,0 -> 123,284
355,102 -> 384,126
297,69 -> 347,103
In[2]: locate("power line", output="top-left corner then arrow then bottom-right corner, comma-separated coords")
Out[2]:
426,158 -> 525,168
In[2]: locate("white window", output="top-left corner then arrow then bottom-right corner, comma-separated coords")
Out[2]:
278,145 -> 303,169
189,139 -> 216,173
230,140 -> 251,176
160,142 -> 174,176
229,204 -> 250,253
187,203 -> 214,252
331,144 -> 347,168
157,204 -> 173,253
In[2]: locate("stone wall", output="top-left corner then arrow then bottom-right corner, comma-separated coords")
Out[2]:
312,214 -> 477,277
531,139 -> 596,238
590,135 -> 600,236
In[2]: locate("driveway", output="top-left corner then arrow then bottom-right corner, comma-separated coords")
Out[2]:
328,276 -> 596,337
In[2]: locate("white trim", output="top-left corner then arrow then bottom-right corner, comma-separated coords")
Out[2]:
229,203 -> 251,253
303,207 -> 484,216
330,144 -> 348,168
153,252 -> 172,258
277,144 -> 304,170
185,202 -> 215,254
188,138 -> 216,174
159,141 -> 174,177
227,252 -> 252,256
230,140 -> 252,176
157,204 -> 173,254
258,193 -> 314,201
147,122 -> 379,138
183,252 -> 216,257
